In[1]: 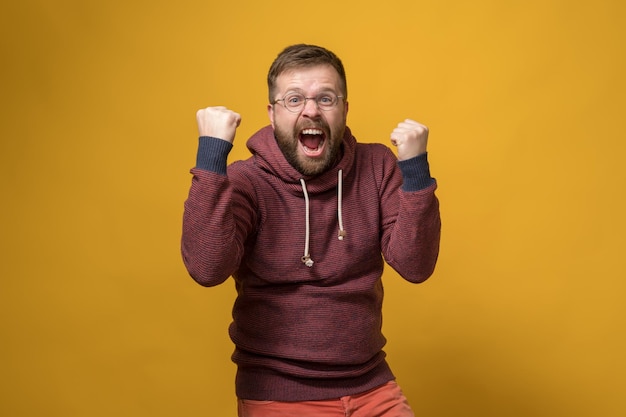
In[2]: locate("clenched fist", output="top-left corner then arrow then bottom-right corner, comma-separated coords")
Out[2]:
390,119 -> 429,161
196,106 -> 241,144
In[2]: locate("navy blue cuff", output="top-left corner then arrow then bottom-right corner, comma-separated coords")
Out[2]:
195,136 -> 233,175
398,152 -> 435,192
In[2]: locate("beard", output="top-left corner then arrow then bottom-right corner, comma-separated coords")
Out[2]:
273,120 -> 345,177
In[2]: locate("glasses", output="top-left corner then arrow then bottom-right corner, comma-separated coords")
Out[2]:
273,92 -> 344,113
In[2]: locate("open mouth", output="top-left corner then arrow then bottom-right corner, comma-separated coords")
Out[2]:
299,128 -> 326,157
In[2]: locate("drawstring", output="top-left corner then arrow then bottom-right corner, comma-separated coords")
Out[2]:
300,178 -> 314,267
337,169 -> 346,240
300,170 -> 346,268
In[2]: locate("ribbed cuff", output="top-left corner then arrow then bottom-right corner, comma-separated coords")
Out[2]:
195,136 -> 233,175
397,152 -> 435,191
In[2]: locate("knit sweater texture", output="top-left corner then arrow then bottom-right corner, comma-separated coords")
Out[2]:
182,125 -> 441,401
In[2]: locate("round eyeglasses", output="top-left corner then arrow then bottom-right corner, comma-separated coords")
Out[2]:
273,92 -> 344,113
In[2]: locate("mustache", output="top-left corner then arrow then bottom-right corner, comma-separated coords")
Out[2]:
295,121 -> 329,133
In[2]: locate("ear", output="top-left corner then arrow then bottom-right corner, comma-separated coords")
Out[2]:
267,103 -> 275,128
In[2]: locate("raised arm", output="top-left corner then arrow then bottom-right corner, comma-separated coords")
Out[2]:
382,119 -> 441,283
181,106 -> 253,286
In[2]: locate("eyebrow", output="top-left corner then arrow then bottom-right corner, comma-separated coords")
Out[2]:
283,88 -> 338,96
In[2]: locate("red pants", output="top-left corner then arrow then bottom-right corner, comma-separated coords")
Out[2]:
237,381 -> 415,417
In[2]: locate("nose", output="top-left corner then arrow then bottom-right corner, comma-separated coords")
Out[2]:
300,97 -> 321,117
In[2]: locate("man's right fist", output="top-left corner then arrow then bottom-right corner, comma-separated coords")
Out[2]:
196,106 -> 241,144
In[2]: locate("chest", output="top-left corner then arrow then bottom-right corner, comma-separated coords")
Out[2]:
241,176 -> 384,284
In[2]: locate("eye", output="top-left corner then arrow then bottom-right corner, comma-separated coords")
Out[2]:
286,94 -> 304,105
317,95 -> 335,105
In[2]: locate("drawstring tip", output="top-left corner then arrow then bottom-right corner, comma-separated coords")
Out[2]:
301,255 -> 314,267
338,230 -> 347,241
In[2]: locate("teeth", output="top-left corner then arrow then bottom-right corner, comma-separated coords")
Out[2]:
302,129 -> 323,135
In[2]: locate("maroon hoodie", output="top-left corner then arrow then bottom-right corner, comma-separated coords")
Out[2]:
182,125 -> 440,401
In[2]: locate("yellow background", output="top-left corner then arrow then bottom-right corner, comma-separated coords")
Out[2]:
1,0 -> 625,416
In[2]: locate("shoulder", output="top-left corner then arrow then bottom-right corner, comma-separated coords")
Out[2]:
227,156 -> 256,175
352,142 -> 401,193
356,142 -> 396,159
355,142 -> 398,171
226,157 -> 261,189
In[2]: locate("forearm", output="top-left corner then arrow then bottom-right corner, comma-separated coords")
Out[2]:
397,152 -> 435,192
181,137 -> 243,286
386,185 -> 441,283
383,153 -> 441,282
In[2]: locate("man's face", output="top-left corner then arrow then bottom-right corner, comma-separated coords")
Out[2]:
268,64 -> 348,176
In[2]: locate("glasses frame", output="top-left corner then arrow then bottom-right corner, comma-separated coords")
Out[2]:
273,92 -> 345,113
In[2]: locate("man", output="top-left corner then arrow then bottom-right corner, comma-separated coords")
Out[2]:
182,44 -> 441,417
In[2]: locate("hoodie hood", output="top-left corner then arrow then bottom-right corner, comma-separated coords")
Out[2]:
246,125 -> 356,267
246,125 -> 357,196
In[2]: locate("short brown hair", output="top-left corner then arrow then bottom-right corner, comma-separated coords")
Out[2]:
267,44 -> 347,103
